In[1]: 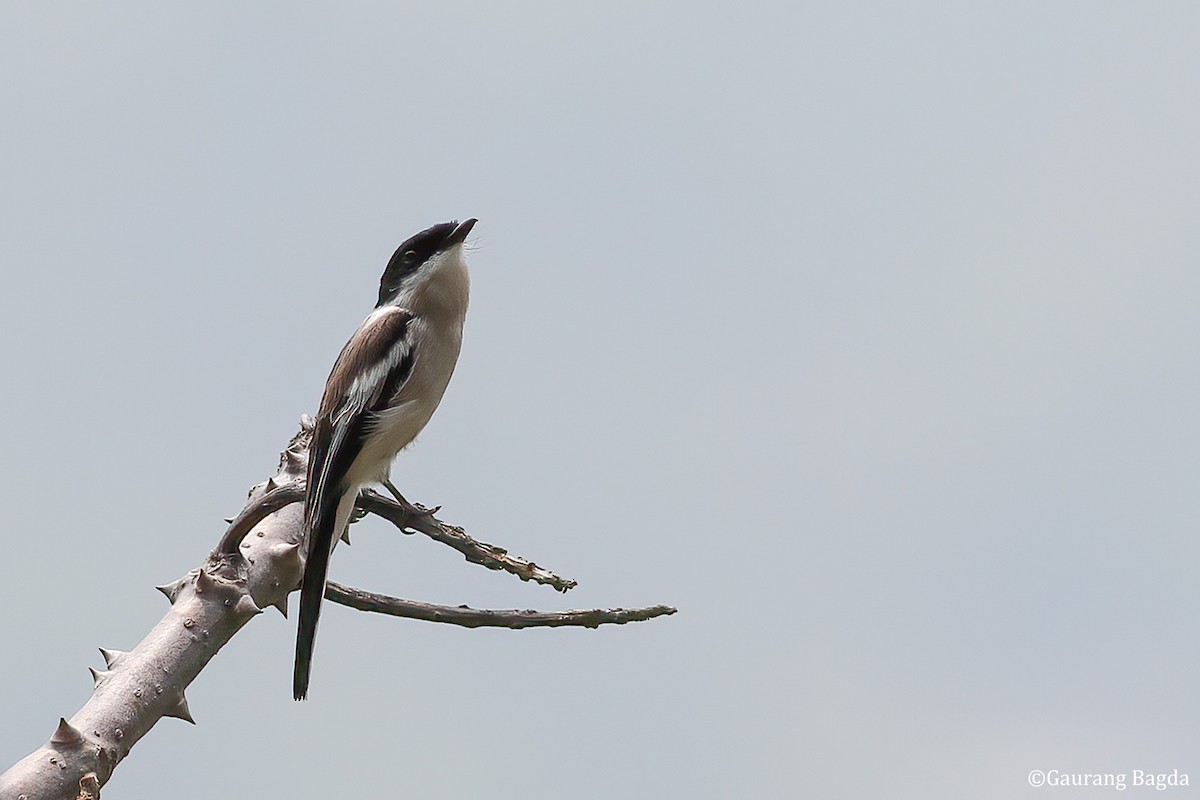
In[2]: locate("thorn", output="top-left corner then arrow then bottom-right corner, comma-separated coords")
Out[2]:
234,594 -> 262,618
88,668 -> 109,688
223,516 -> 236,524
155,577 -> 187,604
265,476 -> 278,491
270,539 -> 301,556
50,717 -> 85,747
272,596 -> 289,618
98,648 -> 128,669
268,542 -> 302,578
195,569 -> 215,594
339,527 -> 351,545
163,694 -> 195,724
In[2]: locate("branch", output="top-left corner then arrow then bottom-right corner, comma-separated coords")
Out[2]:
325,582 -> 676,629
210,483 -> 578,592
357,491 -> 578,592
0,418 -> 674,799
0,424 -> 313,800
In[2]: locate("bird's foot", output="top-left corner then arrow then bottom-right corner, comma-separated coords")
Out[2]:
381,479 -> 440,518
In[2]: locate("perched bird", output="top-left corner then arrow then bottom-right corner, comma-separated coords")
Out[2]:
294,219 -> 476,700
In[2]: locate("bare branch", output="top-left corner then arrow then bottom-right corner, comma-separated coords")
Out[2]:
325,582 -> 676,629
358,491 -> 578,592
0,418 -> 672,799
208,484 -> 578,592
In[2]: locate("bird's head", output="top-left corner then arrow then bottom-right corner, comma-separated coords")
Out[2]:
377,218 -> 476,308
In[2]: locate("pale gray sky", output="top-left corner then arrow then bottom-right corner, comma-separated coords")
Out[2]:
2,3 -> 1198,798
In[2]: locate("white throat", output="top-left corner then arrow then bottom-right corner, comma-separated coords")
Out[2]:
393,243 -> 470,320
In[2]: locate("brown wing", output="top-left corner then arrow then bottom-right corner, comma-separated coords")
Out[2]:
295,306 -> 415,700
304,306 -> 415,524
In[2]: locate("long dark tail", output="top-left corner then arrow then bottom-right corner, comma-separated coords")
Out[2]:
293,494 -> 342,700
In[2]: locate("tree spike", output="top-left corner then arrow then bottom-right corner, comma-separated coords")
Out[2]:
88,667 -> 110,688
269,540 -> 303,574
270,540 -> 301,557
339,527 -> 351,545
155,577 -> 186,604
234,594 -> 262,618
163,694 -> 195,724
195,568 -> 215,594
99,647 -> 128,669
50,717 -> 85,747
272,597 -> 289,618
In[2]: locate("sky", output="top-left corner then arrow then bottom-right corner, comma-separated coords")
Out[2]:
1,3 -> 1198,798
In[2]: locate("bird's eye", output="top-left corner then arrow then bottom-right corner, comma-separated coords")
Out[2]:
402,250 -> 418,265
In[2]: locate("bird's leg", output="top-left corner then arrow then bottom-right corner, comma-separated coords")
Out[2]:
381,478 -> 435,518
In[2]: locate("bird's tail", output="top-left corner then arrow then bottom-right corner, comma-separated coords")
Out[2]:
293,490 -> 352,700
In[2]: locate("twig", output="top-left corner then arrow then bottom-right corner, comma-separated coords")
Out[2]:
325,582 -> 675,629
357,491 -> 578,592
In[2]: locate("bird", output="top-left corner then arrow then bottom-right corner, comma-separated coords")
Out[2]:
293,218 -> 476,700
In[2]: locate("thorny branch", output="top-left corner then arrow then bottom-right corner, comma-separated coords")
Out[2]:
213,482 -> 578,592
0,419 -> 675,800
357,491 -> 579,592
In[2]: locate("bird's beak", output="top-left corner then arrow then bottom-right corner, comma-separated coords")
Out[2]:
444,218 -> 477,247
